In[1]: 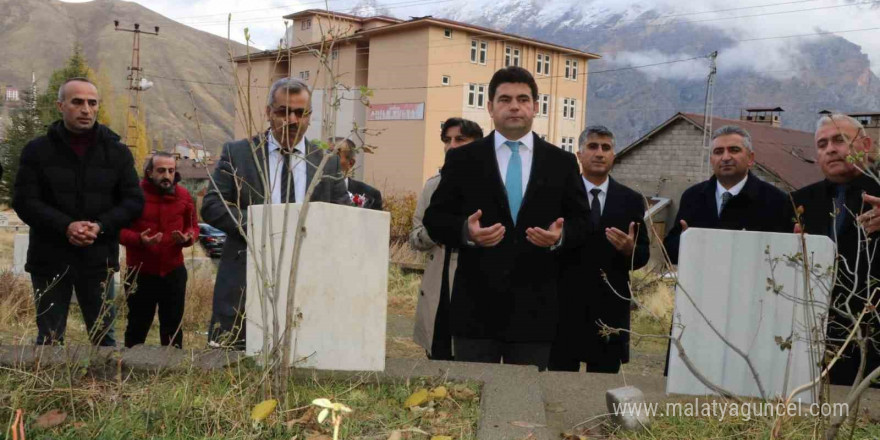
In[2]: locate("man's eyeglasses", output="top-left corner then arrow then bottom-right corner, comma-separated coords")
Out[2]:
271,106 -> 310,118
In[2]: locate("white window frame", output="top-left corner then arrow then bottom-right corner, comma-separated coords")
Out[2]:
571,60 -> 579,80
562,98 -> 576,120
513,47 -> 521,67
476,84 -> 487,108
299,71 -> 310,80
331,48 -> 338,60
471,39 -> 488,64
441,75 -> 451,86
543,54 -> 551,75
467,83 -> 477,107
301,19 -> 311,30
536,53 -> 545,76
539,94 -> 550,117
444,28 -> 453,38
505,46 -> 512,66
560,137 -> 574,152
564,59 -> 571,79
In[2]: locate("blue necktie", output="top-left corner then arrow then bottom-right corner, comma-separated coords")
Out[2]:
505,140 -> 523,223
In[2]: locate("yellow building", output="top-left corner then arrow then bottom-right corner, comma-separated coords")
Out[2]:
233,9 -> 599,194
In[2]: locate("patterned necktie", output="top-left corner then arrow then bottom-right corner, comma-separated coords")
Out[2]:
833,184 -> 847,236
504,140 -> 523,224
590,188 -> 602,229
720,191 -> 732,215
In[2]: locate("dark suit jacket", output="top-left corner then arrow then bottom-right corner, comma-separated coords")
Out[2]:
664,172 -> 791,264
347,178 -> 383,211
790,174 -> 880,386
200,133 -> 351,339
556,177 -> 650,364
423,132 -> 590,342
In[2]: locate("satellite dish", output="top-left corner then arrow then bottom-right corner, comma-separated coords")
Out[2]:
138,78 -> 154,91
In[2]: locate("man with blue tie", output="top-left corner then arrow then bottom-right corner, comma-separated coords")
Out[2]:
423,66 -> 590,370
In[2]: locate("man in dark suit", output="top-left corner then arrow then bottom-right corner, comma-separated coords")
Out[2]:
790,113 -> 880,387
332,137 -> 383,210
423,66 -> 590,370
663,125 -> 791,264
201,77 -> 351,348
550,125 -> 650,373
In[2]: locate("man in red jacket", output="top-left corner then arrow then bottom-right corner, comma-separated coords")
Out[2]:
120,152 -> 198,348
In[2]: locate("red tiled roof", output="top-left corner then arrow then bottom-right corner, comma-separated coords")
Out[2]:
618,112 -> 824,190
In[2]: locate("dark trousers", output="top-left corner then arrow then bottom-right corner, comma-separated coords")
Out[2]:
31,271 -> 117,346
454,337 -> 552,371
125,266 -> 188,348
428,249 -> 454,361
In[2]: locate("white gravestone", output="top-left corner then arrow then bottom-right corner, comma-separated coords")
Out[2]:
246,202 -> 390,371
13,234 -> 28,273
667,229 -> 834,403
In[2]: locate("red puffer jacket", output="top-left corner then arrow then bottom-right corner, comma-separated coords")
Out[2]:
120,178 -> 199,276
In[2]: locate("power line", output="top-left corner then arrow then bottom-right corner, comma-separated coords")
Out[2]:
736,25 -> 880,42
176,0 -> 452,25
143,54 -> 708,92
180,2 -> 880,62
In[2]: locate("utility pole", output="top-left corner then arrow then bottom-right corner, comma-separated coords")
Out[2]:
114,21 -> 158,150
699,51 -> 718,179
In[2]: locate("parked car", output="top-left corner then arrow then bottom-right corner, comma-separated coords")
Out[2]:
198,223 -> 226,258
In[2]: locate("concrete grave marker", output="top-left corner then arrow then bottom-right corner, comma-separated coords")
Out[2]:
246,202 -> 390,371
667,229 -> 834,403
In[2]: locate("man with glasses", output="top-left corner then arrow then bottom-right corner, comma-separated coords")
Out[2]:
201,77 -> 350,348
790,114 -> 880,386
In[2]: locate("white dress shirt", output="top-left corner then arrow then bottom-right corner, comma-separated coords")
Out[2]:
267,133 -> 307,204
494,131 -> 534,196
716,174 -> 748,216
583,176 -> 609,215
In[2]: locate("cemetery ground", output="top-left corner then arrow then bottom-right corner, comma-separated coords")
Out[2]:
3,212 -> 880,439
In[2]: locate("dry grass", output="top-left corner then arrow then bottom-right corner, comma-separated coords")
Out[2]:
383,192 -> 418,245
387,264 -> 421,317
0,229 -> 14,269
389,240 -> 426,267
0,269 -> 36,345
0,360 -> 481,439
629,269 -> 675,354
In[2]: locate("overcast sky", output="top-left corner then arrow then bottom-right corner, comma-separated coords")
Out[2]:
61,0 -> 880,76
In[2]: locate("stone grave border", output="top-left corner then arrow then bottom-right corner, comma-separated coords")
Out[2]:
2,345 -> 880,440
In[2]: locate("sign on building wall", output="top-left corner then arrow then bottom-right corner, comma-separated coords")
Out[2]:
368,103 -> 425,121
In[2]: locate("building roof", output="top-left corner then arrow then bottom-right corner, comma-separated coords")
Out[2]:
237,10 -> 600,62
744,107 -> 784,112
360,16 -> 600,58
175,159 -> 216,181
617,112 -> 824,190
283,9 -> 402,24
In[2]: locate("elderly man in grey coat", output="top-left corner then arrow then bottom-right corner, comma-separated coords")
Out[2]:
201,77 -> 350,348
